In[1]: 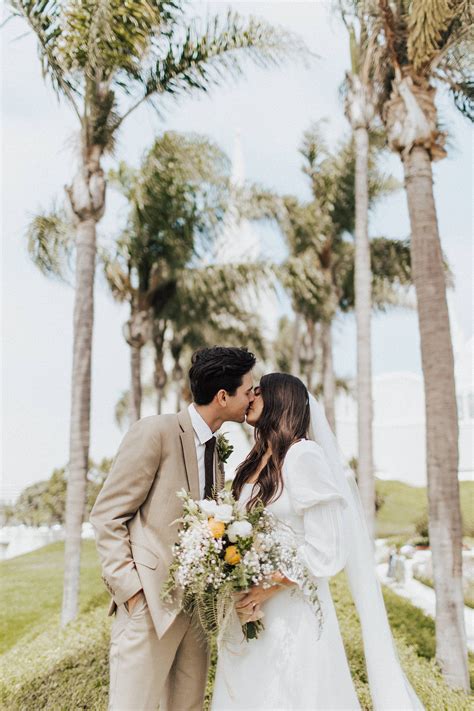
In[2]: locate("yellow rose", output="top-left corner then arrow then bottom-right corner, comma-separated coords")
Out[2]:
224,545 -> 241,565
208,518 -> 226,539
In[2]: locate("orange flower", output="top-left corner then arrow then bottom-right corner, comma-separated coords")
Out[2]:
225,545 -> 241,565
208,517 -> 226,539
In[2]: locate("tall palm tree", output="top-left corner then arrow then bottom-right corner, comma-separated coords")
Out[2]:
338,0 -> 380,540
361,0 -> 472,689
11,0 -> 297,625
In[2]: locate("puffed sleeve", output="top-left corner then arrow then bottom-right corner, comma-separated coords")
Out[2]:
285,440 -> 348,578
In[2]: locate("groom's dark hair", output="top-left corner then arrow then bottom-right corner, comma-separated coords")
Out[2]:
189,347 -> 256,405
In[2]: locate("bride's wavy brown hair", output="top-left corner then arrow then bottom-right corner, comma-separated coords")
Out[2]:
232,373 -> 310,509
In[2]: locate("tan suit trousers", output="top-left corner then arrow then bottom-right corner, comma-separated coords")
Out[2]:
109,593 -> 208,711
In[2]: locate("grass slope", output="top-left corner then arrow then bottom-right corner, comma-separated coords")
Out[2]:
375,479 -> 474,538
0,540 -> 108,655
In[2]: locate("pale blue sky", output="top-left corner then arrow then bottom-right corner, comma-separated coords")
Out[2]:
2,1 -> 472,500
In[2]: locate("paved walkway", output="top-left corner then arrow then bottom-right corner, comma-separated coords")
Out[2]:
377,561 -> 474,651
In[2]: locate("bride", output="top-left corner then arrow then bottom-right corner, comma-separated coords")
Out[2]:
211,373 -> 423,710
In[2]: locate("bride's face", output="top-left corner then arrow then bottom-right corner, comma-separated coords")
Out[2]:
245,385 -> 264,427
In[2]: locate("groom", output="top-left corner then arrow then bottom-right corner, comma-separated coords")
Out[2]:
91,346 -> 256,711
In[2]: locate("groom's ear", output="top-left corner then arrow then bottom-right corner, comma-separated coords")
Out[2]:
215,389 -> 229,408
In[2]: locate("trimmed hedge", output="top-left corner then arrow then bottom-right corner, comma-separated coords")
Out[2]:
0,607 -> 110,710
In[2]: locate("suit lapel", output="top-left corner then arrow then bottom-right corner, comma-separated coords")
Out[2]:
177,409 -> 200,500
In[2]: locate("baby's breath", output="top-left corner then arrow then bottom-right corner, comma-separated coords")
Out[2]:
161,488 -> 322,642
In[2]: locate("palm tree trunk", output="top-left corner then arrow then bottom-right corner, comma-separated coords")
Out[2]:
154,356 -> 166,415
172,362 -> 184,413
404,146 -> 468,691
61,216 -> 96,626
153,319 -> 167,415
301,319 -> 317,390
62,146 -> 105,626
124,308 -> 149,425
129,344 -> 142,423
354,125 -> 375,538
291,313 -> 302,376
321,319 -> 336,432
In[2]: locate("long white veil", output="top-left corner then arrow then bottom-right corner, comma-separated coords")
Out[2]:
308,395 -> 424,710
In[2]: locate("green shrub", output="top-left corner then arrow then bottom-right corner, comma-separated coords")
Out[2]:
415,512 -> 430,540
0,607 -> 110,710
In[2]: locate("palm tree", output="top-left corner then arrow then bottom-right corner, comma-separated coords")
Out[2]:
11,0 -> 297,625
338,0 -> 380,542
280,197 -> 412,434
104,132 -> 231,420
360,0 -> 472,689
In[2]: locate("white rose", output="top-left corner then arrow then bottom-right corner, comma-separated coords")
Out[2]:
227,520 -> 253,542
213,504 -> 234,523
198,499 -> 218,517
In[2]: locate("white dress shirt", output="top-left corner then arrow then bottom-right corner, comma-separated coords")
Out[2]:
188,403 -> 215,499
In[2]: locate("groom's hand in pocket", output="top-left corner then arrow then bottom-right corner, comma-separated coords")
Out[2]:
125,589 -> 143,614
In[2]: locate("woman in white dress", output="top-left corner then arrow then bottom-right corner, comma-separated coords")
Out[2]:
211,373 -> 423,711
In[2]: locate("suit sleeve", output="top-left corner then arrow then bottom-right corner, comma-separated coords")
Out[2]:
90,417 -> 162,605
286,441 -> 348,578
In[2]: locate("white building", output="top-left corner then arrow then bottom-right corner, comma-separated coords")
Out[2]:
336,341 -> 474,487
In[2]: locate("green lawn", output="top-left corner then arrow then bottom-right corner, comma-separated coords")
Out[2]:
1,541 -> 472,710
375,479 -> 474,538
0,540 -> 108,654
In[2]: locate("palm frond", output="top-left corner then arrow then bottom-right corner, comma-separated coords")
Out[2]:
449,76 -> 474,120
99,247 -> 132,303
232,184 -> 284,223
60,0 -> 176,82
437,38 -> 474,121
9,0 -> 81,115
407,0 -> 455,71
26,207 -> 74,281
280,253 -> 335,324
107,161 -> 139,199
142,11 -> 302,102
175,262 -> 273,318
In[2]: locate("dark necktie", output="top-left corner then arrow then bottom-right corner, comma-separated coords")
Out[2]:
204,436 -> 216,499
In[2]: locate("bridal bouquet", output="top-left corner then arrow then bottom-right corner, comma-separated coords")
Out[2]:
162,487 -> 322,642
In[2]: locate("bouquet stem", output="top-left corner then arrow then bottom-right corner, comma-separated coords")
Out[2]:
243,619 -> 265,641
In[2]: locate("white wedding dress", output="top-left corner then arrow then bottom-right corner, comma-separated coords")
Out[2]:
211,439 -> 362,711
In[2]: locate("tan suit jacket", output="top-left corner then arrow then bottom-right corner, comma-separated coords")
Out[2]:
90,408 -> 224,639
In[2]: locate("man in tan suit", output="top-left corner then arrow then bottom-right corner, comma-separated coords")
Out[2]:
91,346 -> 256,711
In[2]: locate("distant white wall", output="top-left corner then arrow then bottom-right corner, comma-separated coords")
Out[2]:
335,369 -> 473,486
